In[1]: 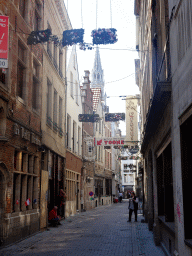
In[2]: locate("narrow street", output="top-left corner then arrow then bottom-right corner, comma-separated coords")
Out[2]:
0,200 -> 165,256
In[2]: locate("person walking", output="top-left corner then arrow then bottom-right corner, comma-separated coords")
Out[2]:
127,192 -> 138,222
119,191 -> 123,203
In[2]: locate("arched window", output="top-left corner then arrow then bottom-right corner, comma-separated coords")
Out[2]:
97,74 -> 100,80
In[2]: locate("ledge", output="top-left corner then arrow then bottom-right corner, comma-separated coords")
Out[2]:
184,239 -> 192,249
158,216 -> 175,237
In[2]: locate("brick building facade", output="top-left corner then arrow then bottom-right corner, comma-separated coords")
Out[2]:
0,0 -> 43,246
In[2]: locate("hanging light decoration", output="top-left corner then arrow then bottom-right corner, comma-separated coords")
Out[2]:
91,28 -> 118,45
62,29 -> 84,47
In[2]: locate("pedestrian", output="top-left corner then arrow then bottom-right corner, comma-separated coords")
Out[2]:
119,191 -> 123,203
127,192 -> 138,222
56,189 -> 67,217
48,206 -> 61,227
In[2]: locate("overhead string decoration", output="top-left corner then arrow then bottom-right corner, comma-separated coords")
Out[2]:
91,0 -> 118,45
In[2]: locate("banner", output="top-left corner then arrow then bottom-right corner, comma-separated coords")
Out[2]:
126,96 -> 138,147
0,15 -> 9,68
95,137 -> 125,146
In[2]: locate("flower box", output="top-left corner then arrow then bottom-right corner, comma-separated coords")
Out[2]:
91,28 -> 118,45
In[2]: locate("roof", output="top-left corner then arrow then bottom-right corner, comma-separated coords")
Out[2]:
91,88 -> 101,111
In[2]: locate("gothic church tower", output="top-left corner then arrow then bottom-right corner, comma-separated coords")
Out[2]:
91,47 -> 105,101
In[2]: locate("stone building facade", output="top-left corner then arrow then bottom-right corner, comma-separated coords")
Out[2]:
65,46 -> 83,217
135,0 -> 192,255
81,70 -> 95,211
0,0 -> 43,245
169,0 -> 192,255
40,0 -> 71,226
134,0 -> 173,253
91,47 -> 112,207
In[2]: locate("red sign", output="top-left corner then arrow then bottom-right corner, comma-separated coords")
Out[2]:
0,16 -> 9,60
96,137 -> 125,146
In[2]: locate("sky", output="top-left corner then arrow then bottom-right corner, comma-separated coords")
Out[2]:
63,0 -> 140,135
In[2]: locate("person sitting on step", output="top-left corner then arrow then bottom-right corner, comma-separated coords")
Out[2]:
48,206 -> 61,227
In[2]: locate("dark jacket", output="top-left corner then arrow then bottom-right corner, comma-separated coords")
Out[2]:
128,196 -> 138,210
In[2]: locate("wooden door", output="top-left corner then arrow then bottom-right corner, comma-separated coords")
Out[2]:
40,170 -> 48,229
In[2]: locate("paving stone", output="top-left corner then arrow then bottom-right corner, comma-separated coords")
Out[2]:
0,200 -> 165,256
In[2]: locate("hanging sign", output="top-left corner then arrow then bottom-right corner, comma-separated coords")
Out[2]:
79,114 -> 99,122
105,113 -> 125,122
126,97 -> 139,148
96,137 -> 125,146
0,15 -> 9,68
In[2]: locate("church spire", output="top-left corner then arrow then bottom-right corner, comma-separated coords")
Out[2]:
91,47 -> 106,111
91,47 -> 104,89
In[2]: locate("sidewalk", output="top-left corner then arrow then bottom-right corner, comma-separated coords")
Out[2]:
0,200 -> 165,256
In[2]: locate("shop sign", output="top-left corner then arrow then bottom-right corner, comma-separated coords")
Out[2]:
96,137 -> 125,146
0,15 -> 9,68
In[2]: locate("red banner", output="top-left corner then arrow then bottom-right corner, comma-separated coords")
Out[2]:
96,137 -> 125,146
0,16 -> 9,60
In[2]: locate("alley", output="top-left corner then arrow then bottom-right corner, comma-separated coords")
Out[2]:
0,200 -> 165,256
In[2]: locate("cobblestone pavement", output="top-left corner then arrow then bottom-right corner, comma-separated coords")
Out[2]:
0,200 -> 165,256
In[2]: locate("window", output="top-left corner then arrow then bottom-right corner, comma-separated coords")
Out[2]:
32,61 -> 40,110
58,97 -> 63,135
34,10 -> 41,31
19,0 -> 26,19
17,42 -> 27,99
53,90 -> 58,131
47,79 -> 52,126
105,179 -> 112,196
70,72 -> 73,98
124,164 -> 128,170
75,81 -> 78,104
12,151 -> 39,212
47,23 -> 52,58
156,143 -> 174,222
177,0 -> 192,63
78,126 -> 81,155
180,113 -> 192,239
34,0 -> 42,30
66,170 -> 76,202
59,49 -> 63,78
72,121 -> 77,153
53,43 -> 58,69
0,68 -> 6,85
67,115 -> 71,149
